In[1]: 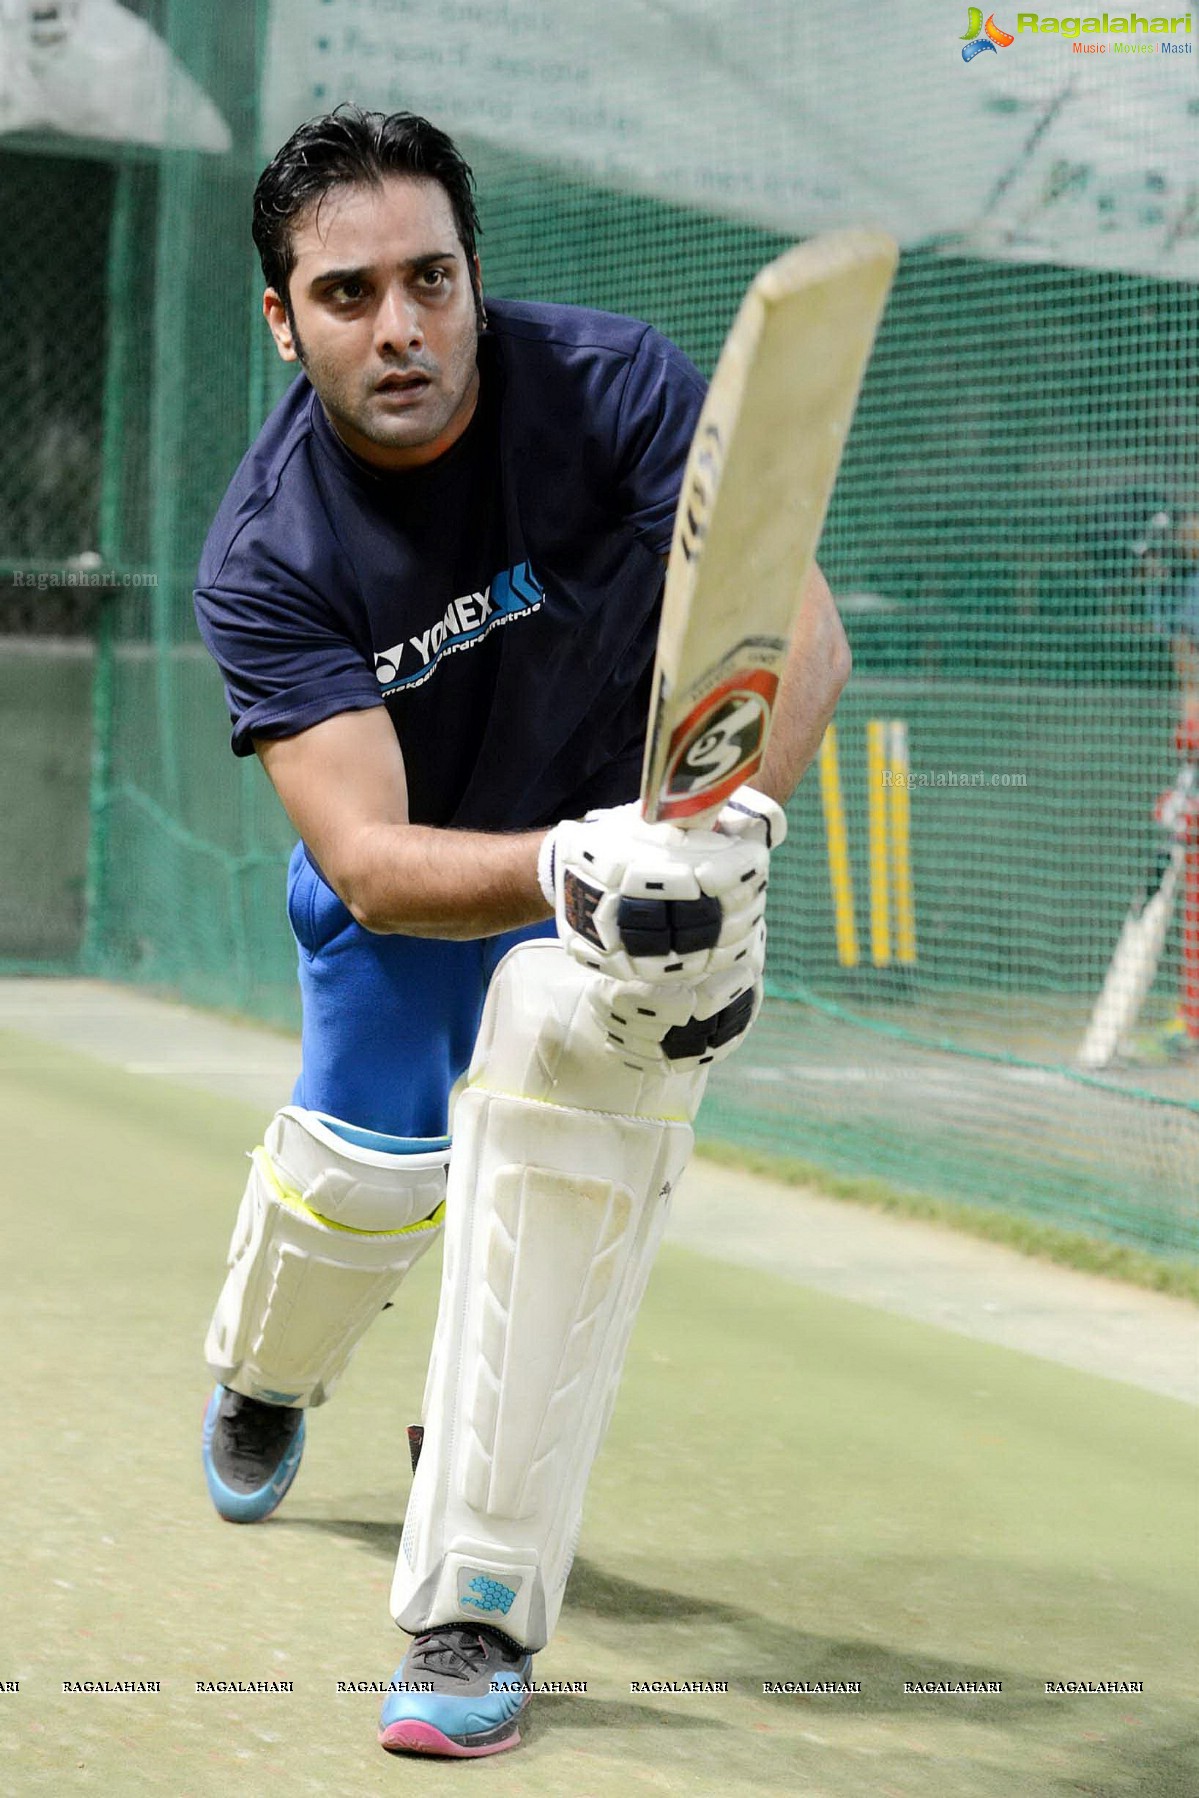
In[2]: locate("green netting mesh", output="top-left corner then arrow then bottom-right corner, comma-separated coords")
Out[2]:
2,0 -> 1197,1258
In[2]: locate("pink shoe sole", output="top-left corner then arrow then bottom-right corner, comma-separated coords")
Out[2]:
378,1719 -> 521,1758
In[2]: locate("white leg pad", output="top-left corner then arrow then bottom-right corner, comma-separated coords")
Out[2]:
205,1107 -> 448,1408
391,941 -> 706,1649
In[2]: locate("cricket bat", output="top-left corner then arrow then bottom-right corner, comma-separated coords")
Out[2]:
640,229 -> 898,827
1077,761 -> 1197,1070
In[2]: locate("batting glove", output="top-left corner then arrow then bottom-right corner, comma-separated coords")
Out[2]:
539,785 -> 786,985
588,955 -> 765,1074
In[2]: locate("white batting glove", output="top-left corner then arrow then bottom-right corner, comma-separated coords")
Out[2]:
538,786 -> 785,985
588,954 -> 765,1074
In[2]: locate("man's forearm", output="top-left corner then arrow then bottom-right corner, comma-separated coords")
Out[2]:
340,824 -> 550,938
254,714 -> 552,940
755,563 -> 852,806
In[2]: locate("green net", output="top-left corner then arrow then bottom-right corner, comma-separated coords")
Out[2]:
3,0 -> 1198,1258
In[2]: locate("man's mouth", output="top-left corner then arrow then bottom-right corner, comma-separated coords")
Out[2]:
375,372 -> 432,395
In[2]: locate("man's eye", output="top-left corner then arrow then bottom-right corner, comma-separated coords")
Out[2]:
331,281 -> 366,303
420,268 -> 448,288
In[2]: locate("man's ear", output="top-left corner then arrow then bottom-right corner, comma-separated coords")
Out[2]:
263,287 -> 299,363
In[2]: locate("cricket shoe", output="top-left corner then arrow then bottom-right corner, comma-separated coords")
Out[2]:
377,1623 -> 532,1757
201,1385 -> 305,1523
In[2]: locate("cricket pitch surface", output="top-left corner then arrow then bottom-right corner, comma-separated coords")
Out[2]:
0,981 -> 1194,1797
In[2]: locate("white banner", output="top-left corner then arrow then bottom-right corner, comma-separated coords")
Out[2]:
260,0 -> 1199,280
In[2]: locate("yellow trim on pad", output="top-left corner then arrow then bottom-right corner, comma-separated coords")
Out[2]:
254,1148 -> 446,1238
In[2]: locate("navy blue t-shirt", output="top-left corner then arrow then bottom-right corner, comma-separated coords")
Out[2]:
194,298 -> 706,830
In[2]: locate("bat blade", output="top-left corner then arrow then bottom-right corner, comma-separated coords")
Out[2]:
641,229 -> 898,827
1077,763 -> 1196,1069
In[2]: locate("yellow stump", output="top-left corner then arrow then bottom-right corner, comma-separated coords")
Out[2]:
886,719 -> 917,966
866,719 -> 891,967
818,724 -> 859,968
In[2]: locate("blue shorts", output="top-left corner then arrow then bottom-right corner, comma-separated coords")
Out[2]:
286,843 -> 555,1137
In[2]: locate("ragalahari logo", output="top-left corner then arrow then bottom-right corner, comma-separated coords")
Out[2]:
961,8 -> 1016,56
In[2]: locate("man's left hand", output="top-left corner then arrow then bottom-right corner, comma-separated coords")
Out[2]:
539,786 -> 786,984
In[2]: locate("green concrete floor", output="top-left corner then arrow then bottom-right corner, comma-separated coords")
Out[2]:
1,1032 -> 1194,1797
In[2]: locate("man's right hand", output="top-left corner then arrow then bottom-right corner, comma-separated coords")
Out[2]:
538,789 -> 785,984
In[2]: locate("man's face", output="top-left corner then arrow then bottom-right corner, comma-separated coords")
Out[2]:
264,175 -> 482,471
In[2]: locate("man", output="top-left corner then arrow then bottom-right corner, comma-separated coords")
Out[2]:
194,106 -> 851,1758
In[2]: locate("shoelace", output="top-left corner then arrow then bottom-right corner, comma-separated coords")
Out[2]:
407,1630 -> 493,1683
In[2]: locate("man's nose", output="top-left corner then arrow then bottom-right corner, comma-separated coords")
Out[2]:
375,283 -> 423,356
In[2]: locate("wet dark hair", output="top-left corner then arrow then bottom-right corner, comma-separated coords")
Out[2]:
252,105 -> 482,308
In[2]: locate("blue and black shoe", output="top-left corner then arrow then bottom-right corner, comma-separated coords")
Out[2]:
201,1385 -> 305,1524
378,1624 -> 531,1757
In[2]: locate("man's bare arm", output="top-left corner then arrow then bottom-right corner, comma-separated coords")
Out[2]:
755,561 -> 851,806
256,563 -> 846,936
255,710 -> 549,938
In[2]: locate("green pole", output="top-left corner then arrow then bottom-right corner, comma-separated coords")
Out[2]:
148,138 -> 187,818
83,154 -> 137,974
99,157 -> 134,567
81,594 -> 115,975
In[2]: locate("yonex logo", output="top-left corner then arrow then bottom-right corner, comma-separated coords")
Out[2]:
373,561 -> 544,693
961,8 -> 1015,56
461,1574 -> 517,1615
